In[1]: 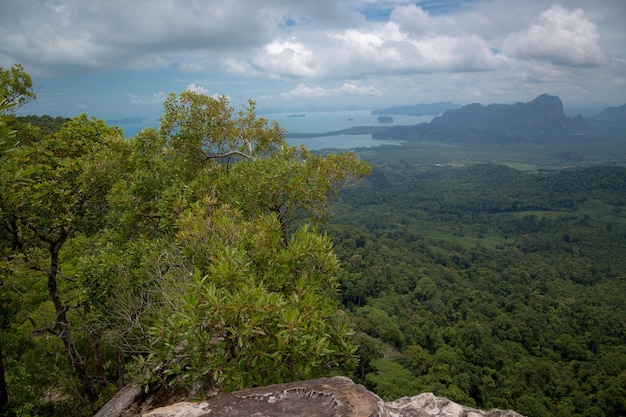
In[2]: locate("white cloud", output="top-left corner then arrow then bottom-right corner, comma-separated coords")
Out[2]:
0,0 -> 281,75
503,4 -> 607,67
1,0 -> 624,112
282,84 -> 331,98
390,4 -> 445,35
281,82 -> 382,98
258,39 -> 317,78
129,92 -> 167,105
184,84 -> 229,100
186,84 -> 210,95
179,62 -> 204,72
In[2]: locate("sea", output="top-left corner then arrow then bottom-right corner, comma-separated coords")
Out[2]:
269,110 -> 433,150
113,110 -> 434,151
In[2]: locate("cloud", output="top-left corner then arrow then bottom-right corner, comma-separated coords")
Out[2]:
224,38 -> 319,79
281,82 -> 382,98
184,84 -> 229,100
503,4 -> 607,67
1,0 -> 624,111
179,62 -> 205,72
0,0 -> 616,80
282,84 -> 330,98
0,0 -> 281,75
224,3 -> 509,80
129,92 -> 167,105
390,4 -> 446,35
186,84 -> 210,95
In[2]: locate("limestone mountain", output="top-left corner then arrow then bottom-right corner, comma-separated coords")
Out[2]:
593,103 -> 626,121
372,94 -> 588,143
430,94 -> 573,133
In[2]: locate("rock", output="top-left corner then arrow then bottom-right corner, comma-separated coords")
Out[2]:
142,376 -> 385,417
129,377 -> 525,417
387,393 -> 524,417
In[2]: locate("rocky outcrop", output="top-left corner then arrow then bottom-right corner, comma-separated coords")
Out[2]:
102,377 -> 525,417
387,393 -> 525,417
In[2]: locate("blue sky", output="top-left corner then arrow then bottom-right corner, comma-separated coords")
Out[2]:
1,0 -> 625,124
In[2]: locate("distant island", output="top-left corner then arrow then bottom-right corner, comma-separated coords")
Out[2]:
377,116 -> 394,123
372,101 -> 460,116
287,113 -> 306,118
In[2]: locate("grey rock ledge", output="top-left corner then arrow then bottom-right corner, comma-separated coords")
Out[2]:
126,377 -> 525,417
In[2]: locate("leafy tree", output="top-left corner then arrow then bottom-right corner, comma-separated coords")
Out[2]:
0,65 -> 36,112
365,358 -> 423,400
0,102 -> 17,417
0,104 -> 18,188
73,93 -> 370,399
1,70 -> 34,413
1,115 -> 124,405
136,205 -> 355,391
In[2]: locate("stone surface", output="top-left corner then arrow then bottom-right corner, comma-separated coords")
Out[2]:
130,377 -> 525,417
386,393 -> 524,417
142,376 -> 386,417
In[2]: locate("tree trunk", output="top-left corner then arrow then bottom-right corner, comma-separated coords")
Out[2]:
117,346 -> 126,390
84,303 -> 107,389
48,239 -> 98,402
0,341 -> 9,413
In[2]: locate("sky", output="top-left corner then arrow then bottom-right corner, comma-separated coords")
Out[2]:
1,0 -> 625,123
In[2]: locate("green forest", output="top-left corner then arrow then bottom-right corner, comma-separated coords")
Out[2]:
2,65 -> 626,417
324,160 -> 626,417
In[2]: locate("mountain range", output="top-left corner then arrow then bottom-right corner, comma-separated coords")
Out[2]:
286,94 -> 625,144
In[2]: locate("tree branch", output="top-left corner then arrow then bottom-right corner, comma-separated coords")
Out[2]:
57,269 -> 77,283
205,150 -> 251,161
20,316 -> 60,336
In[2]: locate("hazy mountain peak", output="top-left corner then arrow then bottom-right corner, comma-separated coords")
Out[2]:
431,94 -> 570,132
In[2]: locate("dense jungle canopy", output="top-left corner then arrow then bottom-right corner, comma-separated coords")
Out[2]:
1,64 -> 625,417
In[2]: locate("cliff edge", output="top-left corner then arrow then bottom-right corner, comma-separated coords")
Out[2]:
95,377 -> 525,417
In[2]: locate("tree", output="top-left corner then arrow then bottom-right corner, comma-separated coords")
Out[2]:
159,92 -> 284,168
0,65 -> 36,112
0,102 -> 14,416
0,104 -> 18,193
1,90 -> 370,414
79,93 -> 370,396
0,96 -> 23,415
136,204 -> 356,392
1,115 -> 124,403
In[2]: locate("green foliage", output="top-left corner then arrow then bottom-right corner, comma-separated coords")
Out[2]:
365,358 -> 422,400
0,103 -> 18,183
327,160 -> 626,417
159,92 -> 285,176
0,89 -> 369,415
15,114 -> 70,137
0,64 -> 36,111
134,200 -> 356,392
